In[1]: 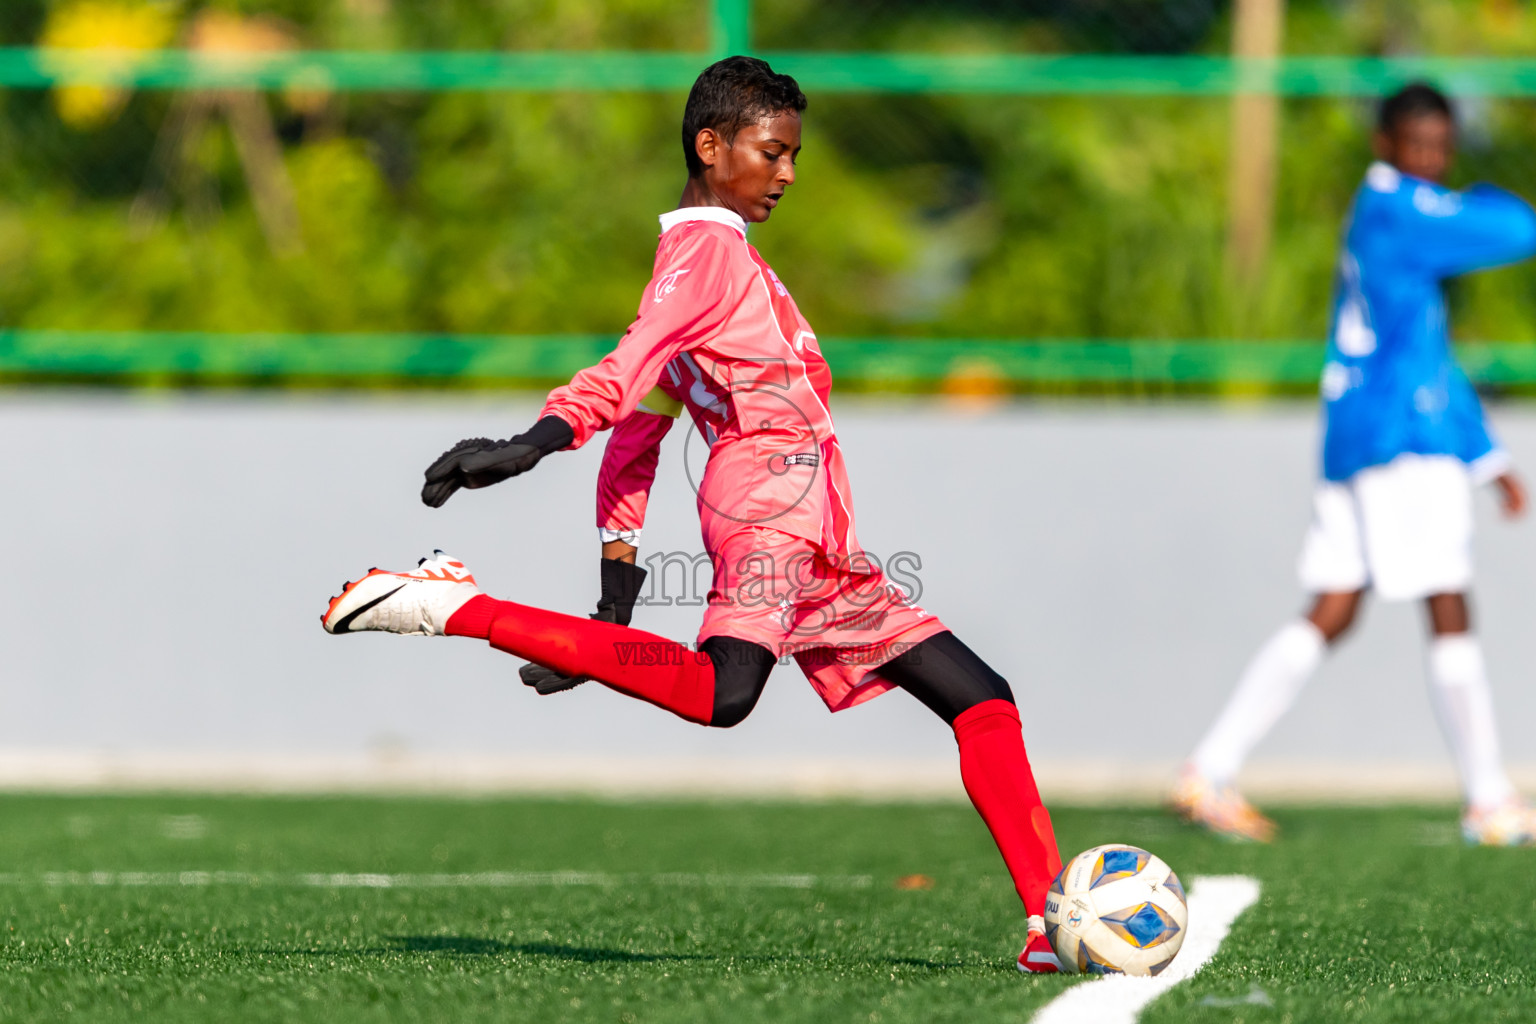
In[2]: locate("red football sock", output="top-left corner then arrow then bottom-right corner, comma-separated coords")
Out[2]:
445,595 -> 715,724
444,594 -> 498,639
953,699 -> 1062,917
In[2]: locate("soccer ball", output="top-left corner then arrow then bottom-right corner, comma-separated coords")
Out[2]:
1043,844 -> 1188,976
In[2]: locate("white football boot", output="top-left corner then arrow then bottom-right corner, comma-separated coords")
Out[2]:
1461,799 -> 1536,847
322,551 -> 481,636
1168,765 -> 1276,843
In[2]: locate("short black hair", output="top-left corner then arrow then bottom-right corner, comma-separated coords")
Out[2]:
681,56 -> 807,178
1378,82 -> 1454,134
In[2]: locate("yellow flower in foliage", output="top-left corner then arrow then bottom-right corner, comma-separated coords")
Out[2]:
41,0 -> 179,129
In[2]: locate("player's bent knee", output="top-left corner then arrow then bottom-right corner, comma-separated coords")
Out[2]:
1328,617 -> 1359,644
1307,590 -> 1364,644
883,631 -> 1016,725
701,636 -> 776,729
1315,616 -> 1353,644
709,688 -> 758,729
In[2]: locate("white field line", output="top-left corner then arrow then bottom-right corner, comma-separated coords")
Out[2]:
7,870 -> 872,891
1031,875 -> 1262,1024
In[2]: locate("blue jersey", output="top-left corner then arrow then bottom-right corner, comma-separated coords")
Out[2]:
1321,162 -> 1536,482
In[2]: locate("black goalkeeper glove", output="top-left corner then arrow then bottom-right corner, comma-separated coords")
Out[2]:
520,558 -> 649,695
421,415 -> 575,508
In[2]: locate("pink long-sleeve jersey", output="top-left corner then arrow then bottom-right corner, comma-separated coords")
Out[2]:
539,206 -> 863,565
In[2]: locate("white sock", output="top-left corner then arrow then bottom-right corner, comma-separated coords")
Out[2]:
1426,634 -> 1515,811
1190,620 -> 1326,784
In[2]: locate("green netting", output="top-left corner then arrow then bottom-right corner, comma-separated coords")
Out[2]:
3,0 -> 1535,390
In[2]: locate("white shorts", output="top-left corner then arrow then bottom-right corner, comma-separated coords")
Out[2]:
1297,454 -> 1474,601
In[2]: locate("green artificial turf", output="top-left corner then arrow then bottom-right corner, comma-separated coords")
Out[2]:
0,795 -> 1526,1023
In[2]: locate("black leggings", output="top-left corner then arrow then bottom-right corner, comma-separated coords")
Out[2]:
702,630 -> 1013,728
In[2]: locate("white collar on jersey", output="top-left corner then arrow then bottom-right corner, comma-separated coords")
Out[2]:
1365,160 -> 1402,194
659,206 -> 748,237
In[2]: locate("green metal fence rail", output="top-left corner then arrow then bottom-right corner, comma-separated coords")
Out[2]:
12,50 -> 1536,96
1,330 -> 1531,393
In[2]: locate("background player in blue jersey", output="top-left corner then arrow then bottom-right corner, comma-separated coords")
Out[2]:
1172,83 -> 1536,845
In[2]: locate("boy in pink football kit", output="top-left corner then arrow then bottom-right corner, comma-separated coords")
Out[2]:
323,57 -> 1063,972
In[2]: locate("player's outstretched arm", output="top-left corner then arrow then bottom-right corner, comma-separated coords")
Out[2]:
540,230 -> 736,449
420,415 -> 575,508
1407,183 -> 1536,278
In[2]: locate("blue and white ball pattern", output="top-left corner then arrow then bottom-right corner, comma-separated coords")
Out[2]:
1043,844 -> 1188,976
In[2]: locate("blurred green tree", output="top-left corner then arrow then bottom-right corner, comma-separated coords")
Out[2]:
0,0 -> 1534,373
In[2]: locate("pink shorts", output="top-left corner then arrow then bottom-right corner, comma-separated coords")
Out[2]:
698,527 -> 948,712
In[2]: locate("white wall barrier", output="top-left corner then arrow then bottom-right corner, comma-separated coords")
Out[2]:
3,392 -> 1534,797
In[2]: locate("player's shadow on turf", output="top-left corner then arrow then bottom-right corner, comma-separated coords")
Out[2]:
391,935 -> 703,962
388,936 -> 959,970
